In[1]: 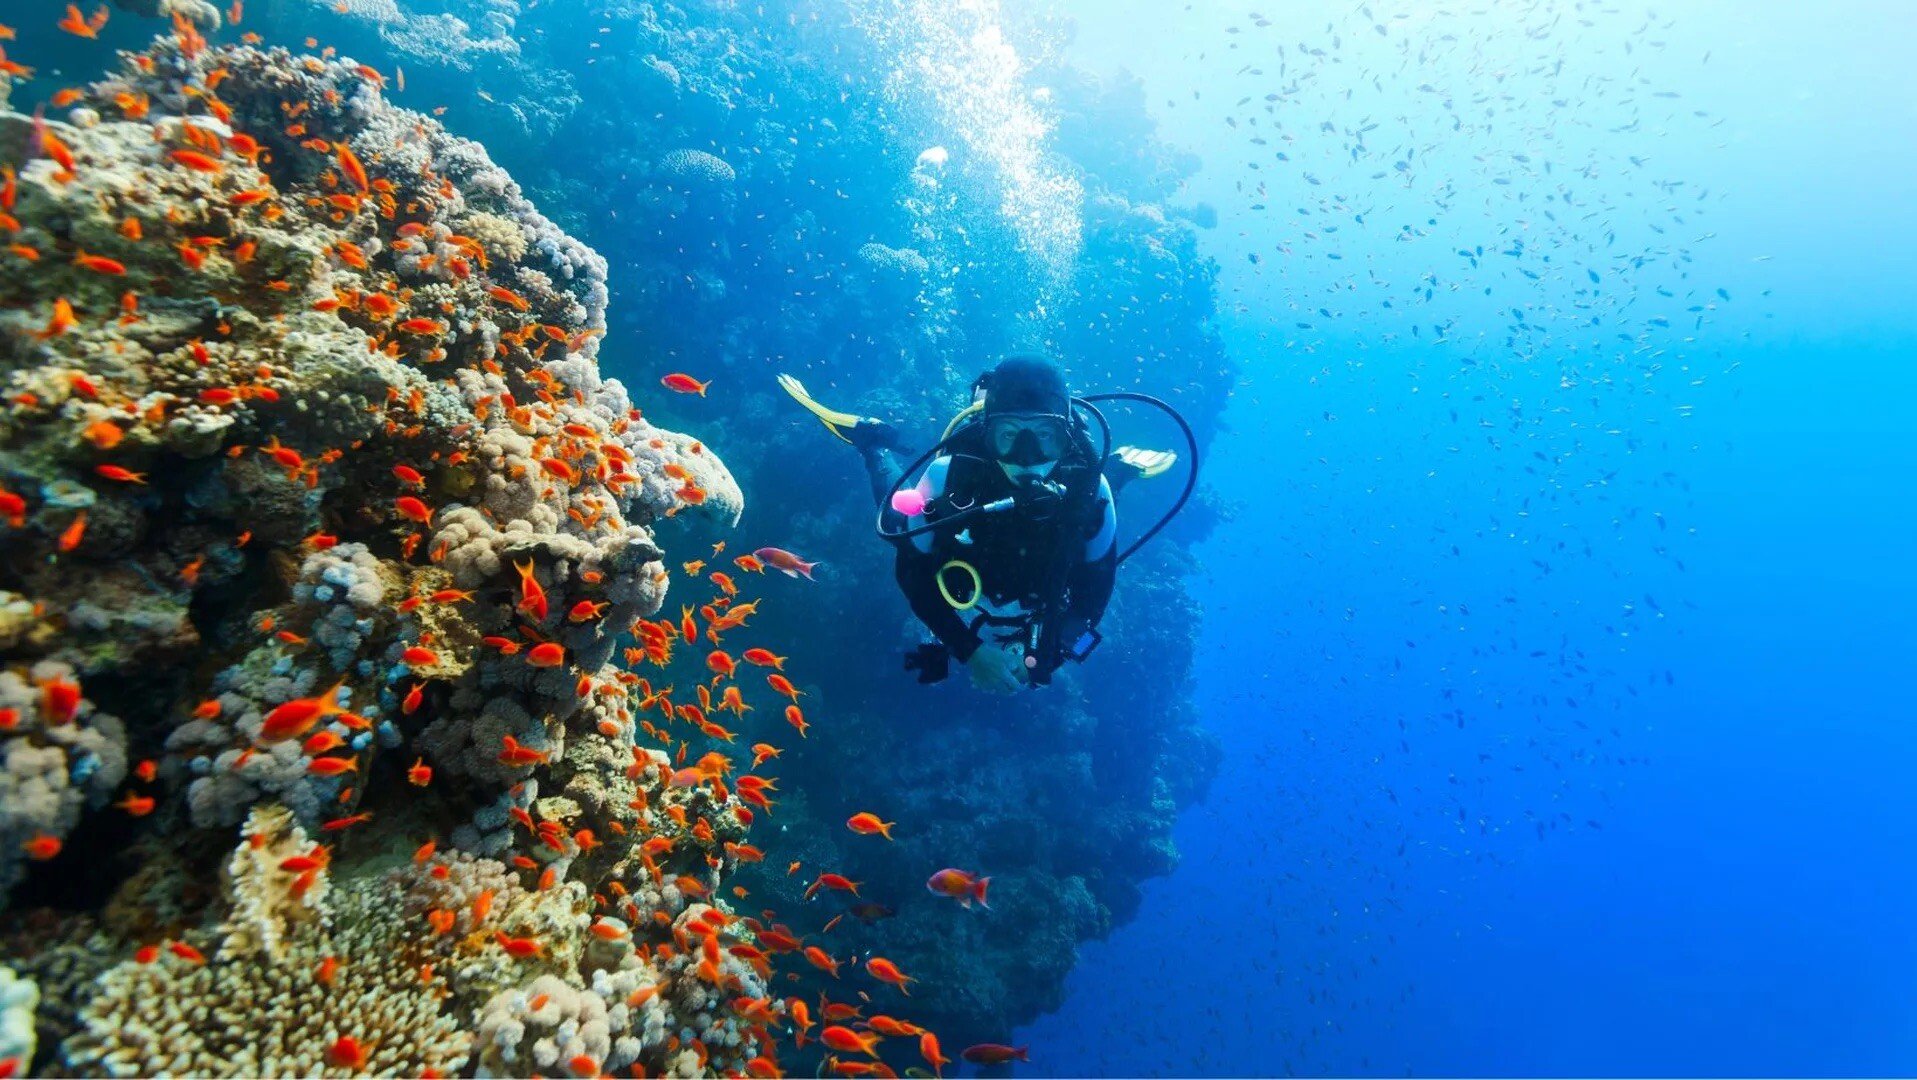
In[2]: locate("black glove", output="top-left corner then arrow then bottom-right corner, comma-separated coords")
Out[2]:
903,643 -> 950,684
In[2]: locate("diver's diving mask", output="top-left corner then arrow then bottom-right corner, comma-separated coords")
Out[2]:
986,413 -> 1070,485
986,413 -> 1070,462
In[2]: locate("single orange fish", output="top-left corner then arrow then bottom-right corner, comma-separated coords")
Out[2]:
324,1036 -> 367,1071
57,510 -> 87,553
864,956 -> 915,994
167,148 -> 223,173
846,813 -> 896,841
661,372 -> 709,395
22,833 -> 62,861
925,868 -> 991,909
819,1025 -> 879,1058
259,678 -> 352,742
115,793 -> 155,817
35,297 -> 77,340
334,142 -> 368,192
72,250 -> 124,276
93,464 -> 146,485
497,734 -> 548,766
306,756 -> 356,777
514,559 -> 548,621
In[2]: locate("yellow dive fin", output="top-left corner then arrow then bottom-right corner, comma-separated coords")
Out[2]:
777,373 -> 869,444
1114,445 -> 1177,480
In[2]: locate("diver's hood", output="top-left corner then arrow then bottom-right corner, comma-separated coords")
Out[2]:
981,355 -> 1070,417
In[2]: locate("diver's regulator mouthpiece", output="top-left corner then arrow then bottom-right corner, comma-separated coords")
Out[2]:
979,476 -> 1066,516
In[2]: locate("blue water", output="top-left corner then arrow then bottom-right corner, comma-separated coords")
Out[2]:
1021,1 -> 1917,1074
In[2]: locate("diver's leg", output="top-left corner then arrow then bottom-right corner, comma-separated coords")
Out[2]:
860,441 -> 910,509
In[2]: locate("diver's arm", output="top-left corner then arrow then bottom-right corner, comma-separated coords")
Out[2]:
894,548 -> 982,661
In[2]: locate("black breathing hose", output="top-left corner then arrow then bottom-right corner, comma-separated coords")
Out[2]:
1078,391 -> 1201,564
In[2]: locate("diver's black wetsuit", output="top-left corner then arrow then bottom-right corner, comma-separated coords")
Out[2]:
859,441 -> 1117,667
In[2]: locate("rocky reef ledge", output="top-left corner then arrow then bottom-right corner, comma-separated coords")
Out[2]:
0,29 -> 790,1078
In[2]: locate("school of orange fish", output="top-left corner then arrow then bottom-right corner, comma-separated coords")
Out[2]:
0,7 -> 1027,1077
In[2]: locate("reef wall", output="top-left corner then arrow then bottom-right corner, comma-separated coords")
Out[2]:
229,0 -> 1235,1047
1,0 -> 1237,1063
0,21 -> 813,1076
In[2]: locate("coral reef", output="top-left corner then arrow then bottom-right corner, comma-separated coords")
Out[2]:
2,0 -> 1235,1067
225,0 -> 1232,1052
0,22 -> 789,1080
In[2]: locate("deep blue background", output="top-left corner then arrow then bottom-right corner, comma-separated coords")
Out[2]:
1018,1 -> 1917,1075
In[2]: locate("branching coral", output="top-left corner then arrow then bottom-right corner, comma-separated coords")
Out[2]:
64,806 -> 470,1078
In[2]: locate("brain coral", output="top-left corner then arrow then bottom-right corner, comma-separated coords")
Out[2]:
656,147 -> 737,188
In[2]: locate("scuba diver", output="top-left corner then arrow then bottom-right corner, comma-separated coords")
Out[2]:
779,356 -> 1194,693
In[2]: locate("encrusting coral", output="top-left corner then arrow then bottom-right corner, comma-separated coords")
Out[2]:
0,20 -> 800,1079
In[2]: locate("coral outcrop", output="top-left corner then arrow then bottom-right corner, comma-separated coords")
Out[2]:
4,0 -> 1234,1067
0,23 -> 784,1079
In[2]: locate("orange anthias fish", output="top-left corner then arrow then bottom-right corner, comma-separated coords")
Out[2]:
72,250 -> 125,276
753,546 -> 819,580
334,142 -> 368,192
167,148 -> 223,173
864,956 -> 915,994
846,813 -> 896,841
960,1044 -> 1030,1066
257,677 -> 352,742
660,372 -> 709,396
35,297 -> 78,340
22,834 -> 62,861
818,1025 -> 879,1059
514,559 -> 548,621
805,872 -> 860,901
925,868 -> 991,909
324,1036 -> 368,1071
56,4 -> 108,38
115,793 -> 156,817
497,734 -> 548,766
